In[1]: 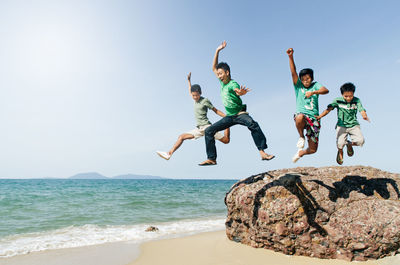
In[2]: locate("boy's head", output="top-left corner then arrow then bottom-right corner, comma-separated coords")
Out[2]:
340,82 -> 356,103
191,84 -> 202,101
299,68 -> 314,88
216,62 -> 231,84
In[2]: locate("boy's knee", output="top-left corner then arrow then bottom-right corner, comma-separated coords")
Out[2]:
308,149 -> 317,154
308,146 -> 318,154
205,127 -> 216,138
337,141 -> 346,150
248,121 -> 260,131
295,114 -> 305,122
353,138 -> 365,147
221,138 -> 230,144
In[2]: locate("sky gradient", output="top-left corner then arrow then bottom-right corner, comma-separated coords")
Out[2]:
0,0 -> 399,179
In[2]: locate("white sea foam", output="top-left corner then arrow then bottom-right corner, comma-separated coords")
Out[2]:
0,217 -> 225,258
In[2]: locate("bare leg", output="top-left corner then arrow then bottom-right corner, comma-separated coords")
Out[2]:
338,148 -> 344,161
218,128 -> 230,144
299,137 -> 318,157
168,133 -> 194,156
295,114 -> 306,138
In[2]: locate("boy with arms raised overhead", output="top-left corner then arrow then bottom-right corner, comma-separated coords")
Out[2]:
316,82 -> 369,165
286,48 -> 329,163
156,72 -> 230,160
198,41 -> 274,166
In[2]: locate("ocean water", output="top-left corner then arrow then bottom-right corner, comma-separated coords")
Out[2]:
0,179 -> 236,258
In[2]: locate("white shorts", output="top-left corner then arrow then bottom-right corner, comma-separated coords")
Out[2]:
187,124 -> 224,140
336,125 -> 365,149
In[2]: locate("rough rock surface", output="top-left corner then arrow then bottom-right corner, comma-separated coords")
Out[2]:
225,166 -> 400,261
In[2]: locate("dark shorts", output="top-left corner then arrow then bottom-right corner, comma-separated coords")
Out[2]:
294,113 -> 321,143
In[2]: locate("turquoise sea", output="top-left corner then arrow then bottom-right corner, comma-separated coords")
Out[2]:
0,179 -> 236,258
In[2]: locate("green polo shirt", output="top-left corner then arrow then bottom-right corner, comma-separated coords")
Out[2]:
328,96 -> 366,127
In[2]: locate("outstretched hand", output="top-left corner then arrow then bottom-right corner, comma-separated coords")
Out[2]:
361,111 -> 370,123
234,85 -> 251,96
217,41 -> 227,51
287,48 -> 294,56
187,72 -> 191,81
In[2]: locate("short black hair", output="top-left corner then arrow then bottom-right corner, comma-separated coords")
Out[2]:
299,68 -> 314,80
340,82 -> 356,94
191,84 -> 202,94
216,62 -> 230,75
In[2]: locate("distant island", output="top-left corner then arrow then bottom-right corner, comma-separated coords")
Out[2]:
68,172 -> 166,180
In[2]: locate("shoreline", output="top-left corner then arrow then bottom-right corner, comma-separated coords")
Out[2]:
0,217 -> 226,259
0,227 -> 225,265
0,240 -> 140,265
1,230 -> 399,265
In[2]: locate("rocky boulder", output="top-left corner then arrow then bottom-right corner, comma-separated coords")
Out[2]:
225,166 -> 400,261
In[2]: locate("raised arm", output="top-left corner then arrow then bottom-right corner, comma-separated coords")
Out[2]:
212,41 -> 227,77
286,48 -> 299,85
187,72 -> 192,96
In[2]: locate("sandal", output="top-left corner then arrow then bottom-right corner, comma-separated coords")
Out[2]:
336,150 -> 343,165
198,160 -> 217,166
346,141 -> 354,157
261,154 -> 275,161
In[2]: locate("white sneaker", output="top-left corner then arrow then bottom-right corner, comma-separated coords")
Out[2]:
156,151 -> 171,160
292,150 -> 301,163
296,137 -> 305,149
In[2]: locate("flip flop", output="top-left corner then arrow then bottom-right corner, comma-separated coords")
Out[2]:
261,154 -> 275,161
346,142 -> 354,157
336,151 -> 343,165
198,160 -> 217,166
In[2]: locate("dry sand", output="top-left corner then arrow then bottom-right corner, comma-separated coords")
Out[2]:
129,230 -> 400,265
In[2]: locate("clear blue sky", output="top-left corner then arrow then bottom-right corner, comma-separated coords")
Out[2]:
0,0 -> 399,179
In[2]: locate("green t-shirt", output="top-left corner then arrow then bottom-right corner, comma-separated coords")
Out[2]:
328,96 -> 365,128
294,79 -> 322,117
194,97 -> 214,126
220,79 -> 244,116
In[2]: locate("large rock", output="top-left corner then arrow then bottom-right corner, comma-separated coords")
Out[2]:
225,166 -> 400,261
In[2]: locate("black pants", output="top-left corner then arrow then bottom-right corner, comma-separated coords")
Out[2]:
205,113 -> 268,160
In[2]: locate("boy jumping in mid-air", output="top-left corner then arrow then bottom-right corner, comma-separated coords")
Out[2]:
316,82 -> 369,165
286,48 -> 329,163
198,41 -> 274,166
156,72 -> 230,160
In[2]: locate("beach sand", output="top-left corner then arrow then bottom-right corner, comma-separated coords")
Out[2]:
1,230 -> 399,265
129,230 -> 400,265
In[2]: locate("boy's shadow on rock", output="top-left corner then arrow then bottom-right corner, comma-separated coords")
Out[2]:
225,173 -> 400,238
251,174 -> 328,236
311,175 -> 400,202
